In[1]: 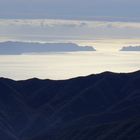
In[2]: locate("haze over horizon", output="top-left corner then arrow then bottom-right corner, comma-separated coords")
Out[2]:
1,19 -> 140,51
0,0 -> 140,51
0,0 -> 139,80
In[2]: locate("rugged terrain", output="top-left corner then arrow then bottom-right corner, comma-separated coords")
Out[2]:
0,71 -> 140,140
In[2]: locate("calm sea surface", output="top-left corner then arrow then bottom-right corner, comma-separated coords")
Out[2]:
0,51 -> 139,80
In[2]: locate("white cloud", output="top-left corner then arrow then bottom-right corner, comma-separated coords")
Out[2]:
1,19 -> 140,43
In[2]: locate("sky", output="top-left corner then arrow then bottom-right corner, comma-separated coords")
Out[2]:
0,0 -> 140,79
0,0 -> 140,51
0,0 -> 140,21
1,19 -> 140,51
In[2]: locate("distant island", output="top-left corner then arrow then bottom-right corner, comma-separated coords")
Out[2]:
120,46 -> 140,51
0,41 -> 95,54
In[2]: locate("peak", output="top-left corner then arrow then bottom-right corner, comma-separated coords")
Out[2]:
101,71 -> 116,75
0,77 -> 14,81
19,77 -> 41,82
96,71 -> 118,77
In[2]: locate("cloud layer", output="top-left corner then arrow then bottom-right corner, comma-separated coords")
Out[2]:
1,19 -> 140,42
0,0 -> 140,21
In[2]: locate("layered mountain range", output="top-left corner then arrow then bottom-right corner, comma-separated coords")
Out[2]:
0,71 -> 140,139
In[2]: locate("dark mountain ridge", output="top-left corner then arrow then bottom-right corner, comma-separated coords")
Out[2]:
0,71 -> 140,139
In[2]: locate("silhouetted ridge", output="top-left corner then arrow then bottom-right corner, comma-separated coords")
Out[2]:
0,71 -> 140,140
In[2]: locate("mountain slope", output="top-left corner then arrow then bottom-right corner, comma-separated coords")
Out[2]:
0,71 -> 140,140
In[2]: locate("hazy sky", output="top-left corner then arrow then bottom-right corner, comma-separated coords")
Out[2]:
1,19 -> 140,51
1,19 -> 140,39
0,0 -> 140,51
0,0 -> 140,79
0,0 -> 140,21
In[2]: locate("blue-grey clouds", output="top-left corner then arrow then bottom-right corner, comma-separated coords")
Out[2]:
0,0 -> 140,21
1,19 -> 140,42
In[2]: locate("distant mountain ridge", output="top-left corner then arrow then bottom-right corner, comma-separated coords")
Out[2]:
0,41 -> 95,54
0,70 -> 140,139
120,46 -> 140,51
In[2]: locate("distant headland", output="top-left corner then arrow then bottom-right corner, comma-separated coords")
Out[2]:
120,46 -> 140,51
0,41 -> 95,54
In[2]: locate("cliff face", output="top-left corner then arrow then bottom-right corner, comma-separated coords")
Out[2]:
0,71 -> 140,140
